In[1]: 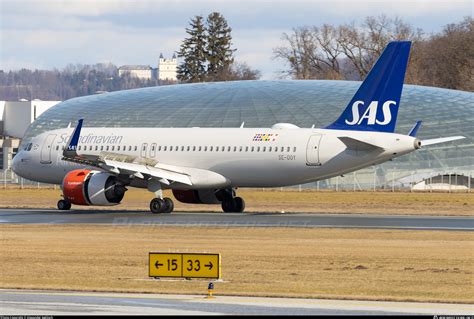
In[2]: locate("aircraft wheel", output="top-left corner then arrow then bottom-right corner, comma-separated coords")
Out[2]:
233,197 -> 245,213
57,199 -> 71,211
221,199 -> 235,213
163,197 -> 174,214
150,198 -> 164,214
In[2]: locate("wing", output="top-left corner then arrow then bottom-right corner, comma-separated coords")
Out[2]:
62,119 -> 192,186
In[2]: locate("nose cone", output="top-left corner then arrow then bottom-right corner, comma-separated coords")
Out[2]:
12,152 -> 21,174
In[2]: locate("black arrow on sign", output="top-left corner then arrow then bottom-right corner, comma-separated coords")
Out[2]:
205,262 -> 213,270
155,261 -> 163,269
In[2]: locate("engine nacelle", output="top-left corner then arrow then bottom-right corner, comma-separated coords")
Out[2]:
172,189 -> 221,204
62,169 -> 127,206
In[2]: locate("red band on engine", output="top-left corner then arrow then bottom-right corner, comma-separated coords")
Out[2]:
62,169 -> 92,205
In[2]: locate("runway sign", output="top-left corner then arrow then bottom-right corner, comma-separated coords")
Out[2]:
149,252 -> 221,279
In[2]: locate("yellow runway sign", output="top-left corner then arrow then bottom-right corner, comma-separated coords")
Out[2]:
149,253 -> 221,279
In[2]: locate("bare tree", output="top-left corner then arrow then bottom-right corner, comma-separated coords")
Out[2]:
275,15 -> 424,81
273,25 -> 343,79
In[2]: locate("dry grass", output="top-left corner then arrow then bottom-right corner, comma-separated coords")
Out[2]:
0,225 -> 473,303
1,187 -> 473,216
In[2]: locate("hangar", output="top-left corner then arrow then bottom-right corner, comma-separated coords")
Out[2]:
19,80 -> 474,189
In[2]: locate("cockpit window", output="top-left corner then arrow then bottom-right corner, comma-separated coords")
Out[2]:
26,143 -> 33,151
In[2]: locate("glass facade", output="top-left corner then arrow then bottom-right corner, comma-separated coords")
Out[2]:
23,80 -> 473,185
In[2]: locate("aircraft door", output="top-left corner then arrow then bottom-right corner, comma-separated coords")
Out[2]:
40,134 -> 57,164
141,143 -> 148,158
306,134 -> 322,166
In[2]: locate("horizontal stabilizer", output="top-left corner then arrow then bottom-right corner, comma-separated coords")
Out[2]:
421,136 -> 465,146
338,136 -> 385,151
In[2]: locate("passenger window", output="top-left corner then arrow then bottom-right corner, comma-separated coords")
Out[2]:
181,146 -> 184,151
95,145 -> 98,151
100,146 -> 104,151
78,146 -> 81,151
269,146 -> 272,152
187,146 -> 190,151
175,146 -> 178,151
257,146 -> 260,152
233,146 -> 237,152
251,146 -> 254,152
112,146 -> 115,151
281,147 -> 284,152
198,146 -> 202,151
164,146 -> 167,151
287,147 -> 290,152
90,145 -> 93,151
240,146 -> 243,152
56,146 -> 59,151
151,145 -> 155,151
204,146 -> 208,151
106,146 -> 109,151
129,146 -> 132,151
193,146 -> 196,151
210,146 -> 213,152
293,146 -> 296,152
134,146 -> 137,151
246,146 -> 249,152
263,146 -> 266,152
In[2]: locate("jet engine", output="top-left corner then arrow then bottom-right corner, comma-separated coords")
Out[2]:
62,169 -> 127,206
172,189 -> 221,204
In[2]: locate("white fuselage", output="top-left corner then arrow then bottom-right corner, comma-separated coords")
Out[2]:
13,127 -> 418,188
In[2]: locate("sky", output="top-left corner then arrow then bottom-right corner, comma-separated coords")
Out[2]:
1,0 -> 472,79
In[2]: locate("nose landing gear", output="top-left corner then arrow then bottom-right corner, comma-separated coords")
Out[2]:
57,199 -> 71,210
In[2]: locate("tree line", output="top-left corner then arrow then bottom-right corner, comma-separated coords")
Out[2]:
0,63 -> 172,101
273,15 -> 473,91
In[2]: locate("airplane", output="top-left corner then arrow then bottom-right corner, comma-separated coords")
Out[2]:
12,41 -> 465,214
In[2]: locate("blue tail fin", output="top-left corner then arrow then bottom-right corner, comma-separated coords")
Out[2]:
326,41 -> 411,132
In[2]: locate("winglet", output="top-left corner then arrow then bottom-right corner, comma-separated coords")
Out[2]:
63,119 -> 83,158
408,120 -> 422,137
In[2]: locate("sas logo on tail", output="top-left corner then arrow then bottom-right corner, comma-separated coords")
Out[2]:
345,100 -> 396,126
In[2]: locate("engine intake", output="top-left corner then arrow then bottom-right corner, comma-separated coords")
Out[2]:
62,169 -> 127,206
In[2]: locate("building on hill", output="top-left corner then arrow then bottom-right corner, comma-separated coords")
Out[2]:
118,65 -> 154,81
118,54 -> 177,82
158,53 -> 178,81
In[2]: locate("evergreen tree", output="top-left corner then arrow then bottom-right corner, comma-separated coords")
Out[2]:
176,15 -> 207,83
205,12 -> 236,81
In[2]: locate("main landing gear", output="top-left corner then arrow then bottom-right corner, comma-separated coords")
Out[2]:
217,189 -> 245,213
221,196 -> 245,213
150,197 -> 174,214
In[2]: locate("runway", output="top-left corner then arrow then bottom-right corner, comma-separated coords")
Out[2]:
0,208 -> 472,230
1,289 -> 472,315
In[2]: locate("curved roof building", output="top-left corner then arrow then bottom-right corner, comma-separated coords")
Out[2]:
23,80 -> 473,188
